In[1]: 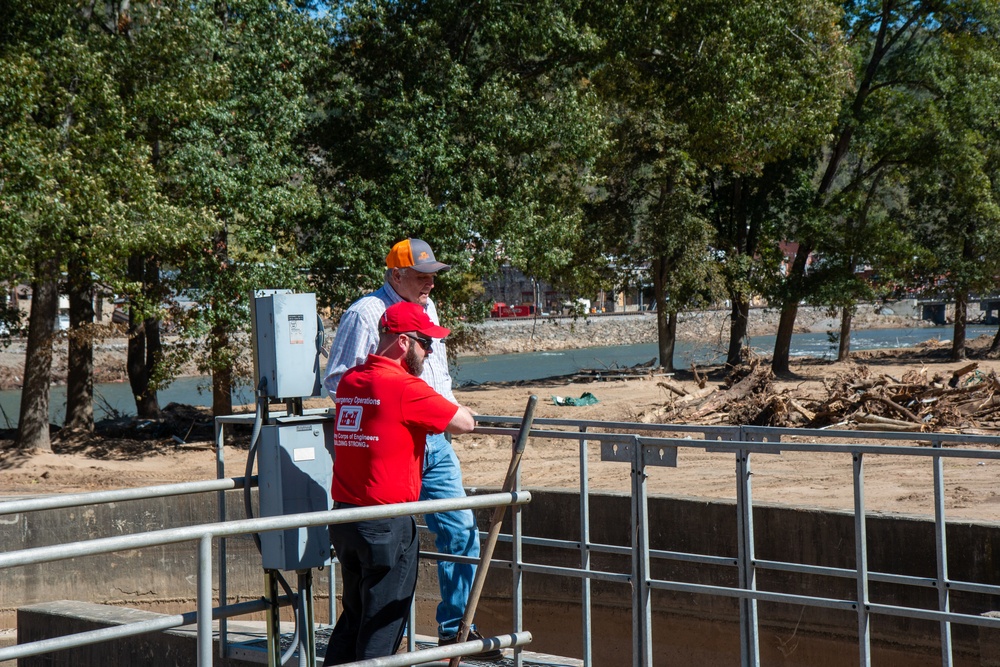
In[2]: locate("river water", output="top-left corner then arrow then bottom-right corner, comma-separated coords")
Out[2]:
0,325 -> 993,428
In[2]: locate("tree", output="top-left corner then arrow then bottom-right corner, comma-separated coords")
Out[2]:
585,0 -> 847,369
0,1 -> 162,448
304,0 -> 605,317
585,111 -> 718,371
916,2 -> 1000,360
771,0 -> 1000,373
83,0 -> 325,417
706,160 -> 810,367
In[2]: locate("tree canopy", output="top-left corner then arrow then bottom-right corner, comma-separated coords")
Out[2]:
3,0 -> 1000,447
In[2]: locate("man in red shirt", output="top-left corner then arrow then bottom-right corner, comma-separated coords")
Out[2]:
324,301 -> 475,665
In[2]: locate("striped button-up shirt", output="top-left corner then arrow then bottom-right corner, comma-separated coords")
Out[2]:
322,281 -> 457,404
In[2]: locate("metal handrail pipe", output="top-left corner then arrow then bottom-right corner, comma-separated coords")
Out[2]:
743,425 -> 1000,446
0,477 -> 253,516
0,492 -> 530,570
475,415 -> 738,436
649,577 -> 1000,628
344,631 -> 532,667
647,578 -> 861,612
421,551 -> 634,587
473,425 -> 641,444
694,440 -> 1000,460
754,558 -> 940,588
519,561 -> 633,585
752,557 -> 1000,595
475,416 -> 1000,447
473,426 -> 1000,461
650,549 -> 738,568
214,408 -> 331,424
869,602 -> 1000,629
0,596 -> 283,663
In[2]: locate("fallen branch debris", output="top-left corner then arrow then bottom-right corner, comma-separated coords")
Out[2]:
648,357 -> 1000,433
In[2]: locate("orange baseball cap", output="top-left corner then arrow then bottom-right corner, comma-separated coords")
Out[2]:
385,238 -> 451,274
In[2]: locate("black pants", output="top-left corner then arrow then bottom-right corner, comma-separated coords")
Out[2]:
323,514 -> 418,665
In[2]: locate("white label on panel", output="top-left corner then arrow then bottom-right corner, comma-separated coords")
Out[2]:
293,447 -> 316,462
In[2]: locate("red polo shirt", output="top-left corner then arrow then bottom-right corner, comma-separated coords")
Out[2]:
331,354 -> 459,506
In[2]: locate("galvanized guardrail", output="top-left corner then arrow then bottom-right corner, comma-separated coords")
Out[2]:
0,490 -> 530,666
472,416 -> 1000,667
5,413 -> 1000,667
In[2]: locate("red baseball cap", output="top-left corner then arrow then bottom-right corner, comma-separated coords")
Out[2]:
380,301 -> 451,339
385,238 -> 451,274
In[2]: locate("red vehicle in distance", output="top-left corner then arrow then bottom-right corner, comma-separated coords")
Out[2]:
490,302 -> 536,318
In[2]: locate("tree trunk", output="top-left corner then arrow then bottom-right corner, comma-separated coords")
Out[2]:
651,255 -> 677,372
837,306 -> 853,362
126,255 -> 161,417
726,294 -> 750,368
15,268 -> 59,451
64,255 -> 95,431
952,291 -> 967,361
990,321 -> 1000,358
210,227 -> 234,417
212,322 -> 233,416
772,243 -> 812,375
773,305 -> 798,375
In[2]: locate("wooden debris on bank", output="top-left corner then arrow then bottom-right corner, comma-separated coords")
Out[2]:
573,358 -> 672,382
647,354 -> 1000,432
650,350 -> 783,426
808,363 -> 1000,432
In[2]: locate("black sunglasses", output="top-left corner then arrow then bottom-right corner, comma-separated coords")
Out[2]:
401,333 -> 433,352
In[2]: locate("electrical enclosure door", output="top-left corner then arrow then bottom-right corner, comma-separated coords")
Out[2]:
258,418 -> 334,571
252,290 -> 322,399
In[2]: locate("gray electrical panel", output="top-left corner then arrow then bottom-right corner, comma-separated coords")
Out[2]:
258,417 -> 334,571
251,290 -> 322,399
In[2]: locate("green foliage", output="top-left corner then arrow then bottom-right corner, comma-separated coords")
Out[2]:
0,1 -> 326,405
303,0 -> 606,318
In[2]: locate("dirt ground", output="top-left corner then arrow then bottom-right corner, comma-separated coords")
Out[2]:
2,339 -> 1000,523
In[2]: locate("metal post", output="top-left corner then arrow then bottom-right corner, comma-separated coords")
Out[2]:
932,440 -> 953,666
579,425 -> 593,667
197,534 -> 214,667
853,453 -> 872,667
631,436 -> 653,667
266,570 -> 282,666
298,570 -> 317,666
512,423 -> 526,667
735,438 -> 760,667
215,419 -> 229,658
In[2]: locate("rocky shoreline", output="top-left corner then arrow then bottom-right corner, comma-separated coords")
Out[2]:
453,304 -> 929,357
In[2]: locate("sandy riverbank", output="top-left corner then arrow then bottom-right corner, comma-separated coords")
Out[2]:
2,339 -> 1000,521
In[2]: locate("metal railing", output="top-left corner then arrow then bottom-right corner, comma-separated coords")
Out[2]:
4,414 -> 1000,667
0,487 -> 530,666
472,416 -> 1000,667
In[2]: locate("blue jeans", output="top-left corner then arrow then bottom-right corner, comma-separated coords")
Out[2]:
419,432 -> 480,638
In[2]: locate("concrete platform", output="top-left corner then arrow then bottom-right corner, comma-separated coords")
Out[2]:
17,601 -> 581,667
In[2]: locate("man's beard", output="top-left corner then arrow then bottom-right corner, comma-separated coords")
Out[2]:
404,344 -> 424,377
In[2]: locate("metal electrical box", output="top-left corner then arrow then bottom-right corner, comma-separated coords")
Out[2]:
251,290 -> 323,400
257,417 -> 335,571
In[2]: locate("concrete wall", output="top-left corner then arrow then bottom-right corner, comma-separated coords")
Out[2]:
6,489 -> 1000,666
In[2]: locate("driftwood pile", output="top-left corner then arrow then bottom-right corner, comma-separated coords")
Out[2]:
654,354 -> 784,426
651,354 -> 1000,433
810,363 -> 1000,432
574,358 -> 671,382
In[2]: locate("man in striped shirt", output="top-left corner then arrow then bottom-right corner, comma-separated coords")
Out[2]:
323,238 -> 502,661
